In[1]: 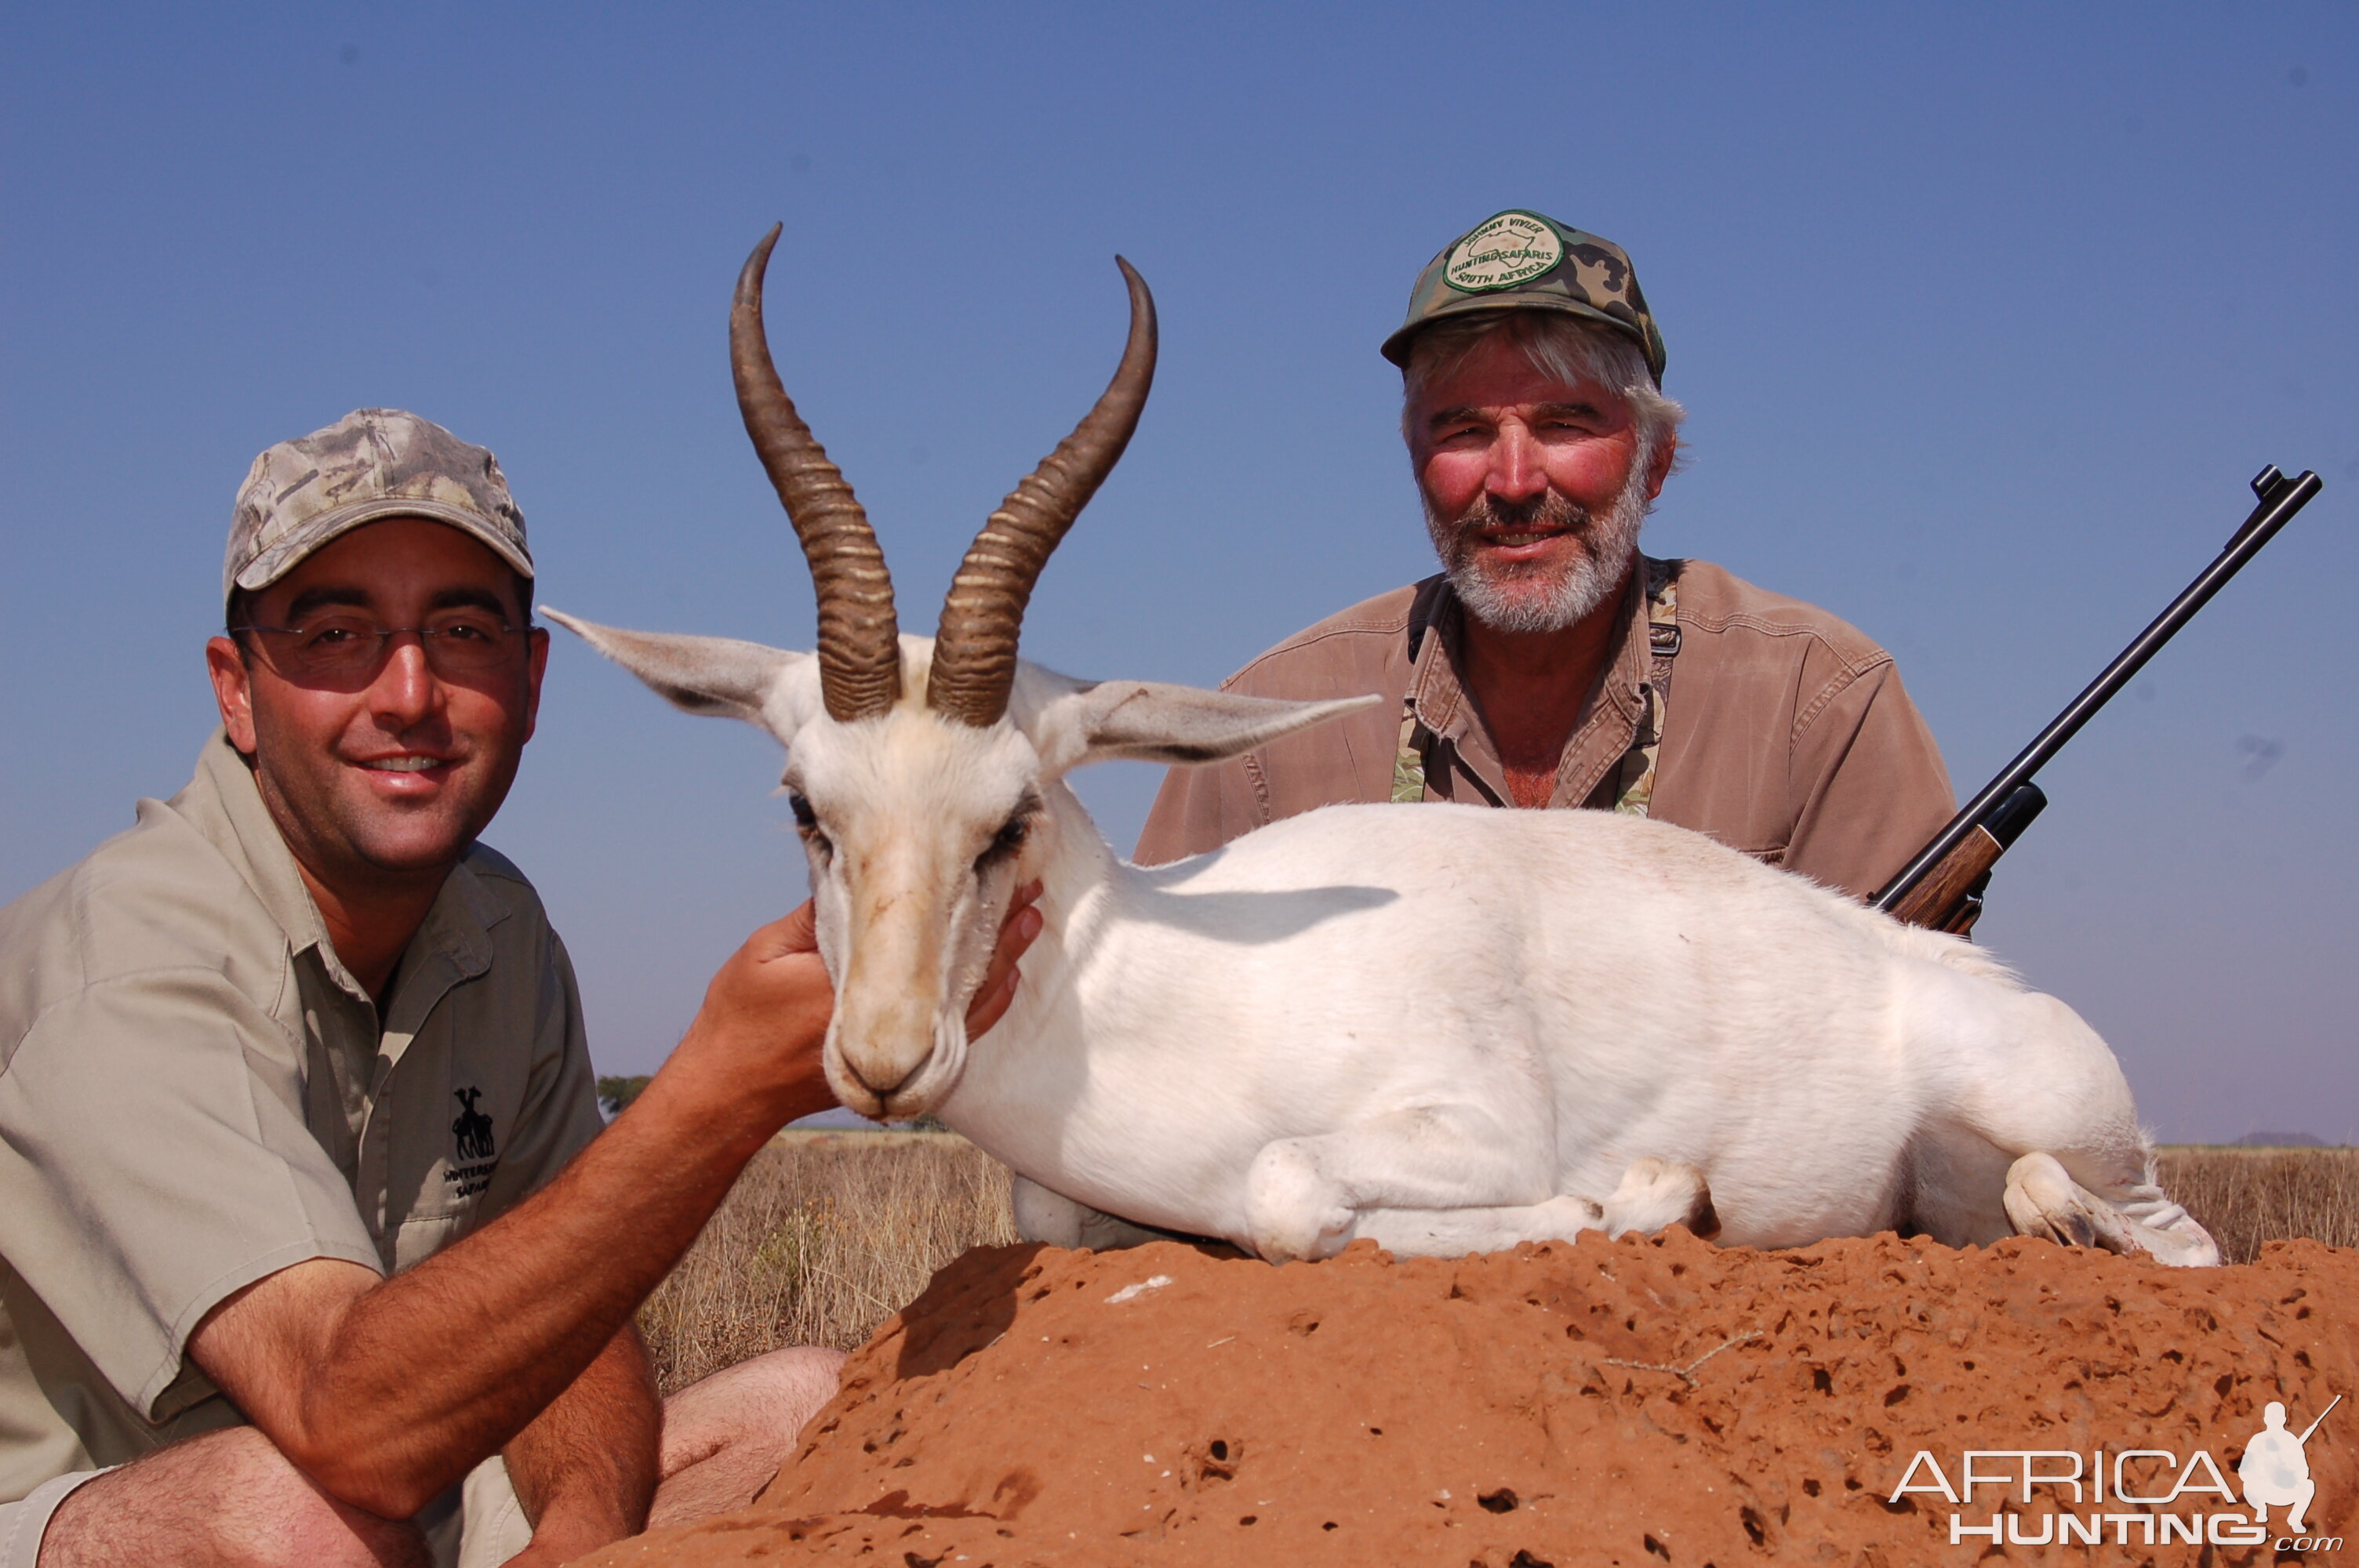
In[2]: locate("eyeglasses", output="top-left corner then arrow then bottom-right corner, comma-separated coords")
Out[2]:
231,615 -> 530,680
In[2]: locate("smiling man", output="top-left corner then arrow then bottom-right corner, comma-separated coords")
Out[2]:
1136,210 -> 1954,898
0,411 -> 1036,1567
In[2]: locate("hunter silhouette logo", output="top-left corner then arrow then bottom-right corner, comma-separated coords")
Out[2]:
2240,1396 -> 2339,1536
451,1087 -> 496,1162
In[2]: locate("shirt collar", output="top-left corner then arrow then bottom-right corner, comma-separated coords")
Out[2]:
179,730 -> 499,1007
1403,561 -> 1659,807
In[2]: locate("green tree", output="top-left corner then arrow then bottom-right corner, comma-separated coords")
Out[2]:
596,1074 -> 653,1120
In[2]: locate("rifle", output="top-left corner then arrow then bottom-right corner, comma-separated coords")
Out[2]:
1873,465 -> 2324,934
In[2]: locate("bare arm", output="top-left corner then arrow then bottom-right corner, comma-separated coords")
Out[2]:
187,891 -> 1039,1520
499,1325 -> 662,1564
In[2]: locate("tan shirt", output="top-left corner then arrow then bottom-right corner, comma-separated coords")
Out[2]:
0,735 -> 602,1500
1136,559 -> 1957,900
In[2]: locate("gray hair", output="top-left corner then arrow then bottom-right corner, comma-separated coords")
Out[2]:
1401,310 -> 1686,466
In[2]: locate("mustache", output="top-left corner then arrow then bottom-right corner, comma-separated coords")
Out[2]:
1431,489 -> 1594,553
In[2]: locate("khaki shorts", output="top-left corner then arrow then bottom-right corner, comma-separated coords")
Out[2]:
0,1452 -> 529,1568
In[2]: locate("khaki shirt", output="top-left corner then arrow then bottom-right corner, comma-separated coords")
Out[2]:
1136,559 -> 1957,900
0,734 -> 602,1500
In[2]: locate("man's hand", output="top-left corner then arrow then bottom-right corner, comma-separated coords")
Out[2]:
664,904 -> 841,1134
966,879 -> 1044,1037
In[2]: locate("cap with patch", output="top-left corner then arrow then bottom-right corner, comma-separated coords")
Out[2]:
1380,210 -> 1666,384
224,408 -> 533,610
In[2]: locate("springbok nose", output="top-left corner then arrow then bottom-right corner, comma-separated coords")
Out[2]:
842,1055 -> 911,1102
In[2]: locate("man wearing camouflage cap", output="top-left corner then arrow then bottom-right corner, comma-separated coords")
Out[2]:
0,411 -> 1037,1566
1136,210 -> 1956,896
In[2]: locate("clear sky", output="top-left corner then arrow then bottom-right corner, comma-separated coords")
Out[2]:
4,5 -> 2353,1142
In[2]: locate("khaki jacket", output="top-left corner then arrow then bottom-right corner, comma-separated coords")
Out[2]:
0,735 -> 601,1498
1136,559 -> 1955,900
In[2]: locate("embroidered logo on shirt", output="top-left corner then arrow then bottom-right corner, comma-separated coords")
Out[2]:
451,1086 -> 497,1162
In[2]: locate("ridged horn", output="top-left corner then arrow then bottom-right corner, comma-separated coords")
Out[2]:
732,224 -> 901,721
927,258 -> 1158,727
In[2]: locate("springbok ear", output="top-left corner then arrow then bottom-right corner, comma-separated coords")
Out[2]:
543,608 -> 804,728
1027,677 -> 1379,774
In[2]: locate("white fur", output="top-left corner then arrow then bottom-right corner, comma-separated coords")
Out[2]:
548,615 -> 2217,1268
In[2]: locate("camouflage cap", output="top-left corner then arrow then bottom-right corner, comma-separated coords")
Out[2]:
224,408 -> 533,609
1380,210 -> 1666,384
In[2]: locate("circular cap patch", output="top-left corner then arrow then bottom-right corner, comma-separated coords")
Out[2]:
1441,211 -> 1564,293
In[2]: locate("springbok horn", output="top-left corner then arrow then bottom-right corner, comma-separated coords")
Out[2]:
927,258 -> 1158,728
732,224 -> 902,721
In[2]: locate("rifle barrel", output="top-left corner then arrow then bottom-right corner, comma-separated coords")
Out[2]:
1874,468 -> 2323,914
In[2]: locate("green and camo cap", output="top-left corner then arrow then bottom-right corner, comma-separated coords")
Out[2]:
1381,210 -> 1666,384
225,408 -> 533,611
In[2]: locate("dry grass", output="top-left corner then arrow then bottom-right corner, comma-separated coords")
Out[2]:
638,1132 -> 1014,1394
637,1138 -> 2358,1393
2156,1145 -> 2359,1265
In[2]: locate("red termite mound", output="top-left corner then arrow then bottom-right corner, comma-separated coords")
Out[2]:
577,1229 -> 2357,1566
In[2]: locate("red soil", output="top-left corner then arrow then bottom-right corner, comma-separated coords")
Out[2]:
578,1229 -> 2357,1566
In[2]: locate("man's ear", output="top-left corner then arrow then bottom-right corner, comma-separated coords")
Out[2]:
1644,430 -> 1678,503
542,609 -> 805,730
1027,677 -> 1379,775
206,635 -> 258,753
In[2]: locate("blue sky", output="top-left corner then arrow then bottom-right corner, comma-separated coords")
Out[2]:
4,5 -> 2353,1141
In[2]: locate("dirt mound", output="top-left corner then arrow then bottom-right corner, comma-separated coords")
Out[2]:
580,1229 -> 2358,1566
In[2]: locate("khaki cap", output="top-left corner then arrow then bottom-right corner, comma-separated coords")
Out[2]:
1380,209 -> 1667,384
224,408 -> 533,609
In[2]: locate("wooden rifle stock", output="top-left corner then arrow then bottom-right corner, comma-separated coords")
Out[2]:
1881,785 -> 2044,935
1874,465 -> 2324,932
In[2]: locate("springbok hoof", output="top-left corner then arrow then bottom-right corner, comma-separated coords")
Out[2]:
1243,1143 -> 1355,1263
1602,1156 -> 1718,1240
2003,1152 -> 2220,1266
2005,1152 -> 2110,1249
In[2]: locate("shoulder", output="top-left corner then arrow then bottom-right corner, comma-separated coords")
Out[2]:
1221,581 -> 1427,699
5,801 -> 282,985
453,842 -> 565,957
0,798 -> 285,1014
449,842 -> 578,998
459,840 -> 537,904
1670,558 -> 1893,678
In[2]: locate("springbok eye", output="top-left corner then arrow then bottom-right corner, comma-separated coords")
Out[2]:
787,793 -> 832,855
976,814 -> 1029,871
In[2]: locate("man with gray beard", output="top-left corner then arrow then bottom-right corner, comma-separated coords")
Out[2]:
1136,210 -> 1954,899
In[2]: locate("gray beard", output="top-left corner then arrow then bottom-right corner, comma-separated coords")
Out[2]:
1423,471 -> 1651,635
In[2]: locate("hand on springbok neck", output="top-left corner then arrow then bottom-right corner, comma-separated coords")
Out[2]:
554,224 -> 2219,1268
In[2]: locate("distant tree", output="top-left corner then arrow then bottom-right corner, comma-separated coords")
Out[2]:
893,1112 -> 951,1134
597,1074 -> 654,1120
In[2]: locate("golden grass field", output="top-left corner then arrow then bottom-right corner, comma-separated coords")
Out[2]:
636,1138 -> 2359,1395
638,1131 -> 1016,1392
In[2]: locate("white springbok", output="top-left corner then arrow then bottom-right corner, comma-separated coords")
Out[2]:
550,227 -> 2218,1267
